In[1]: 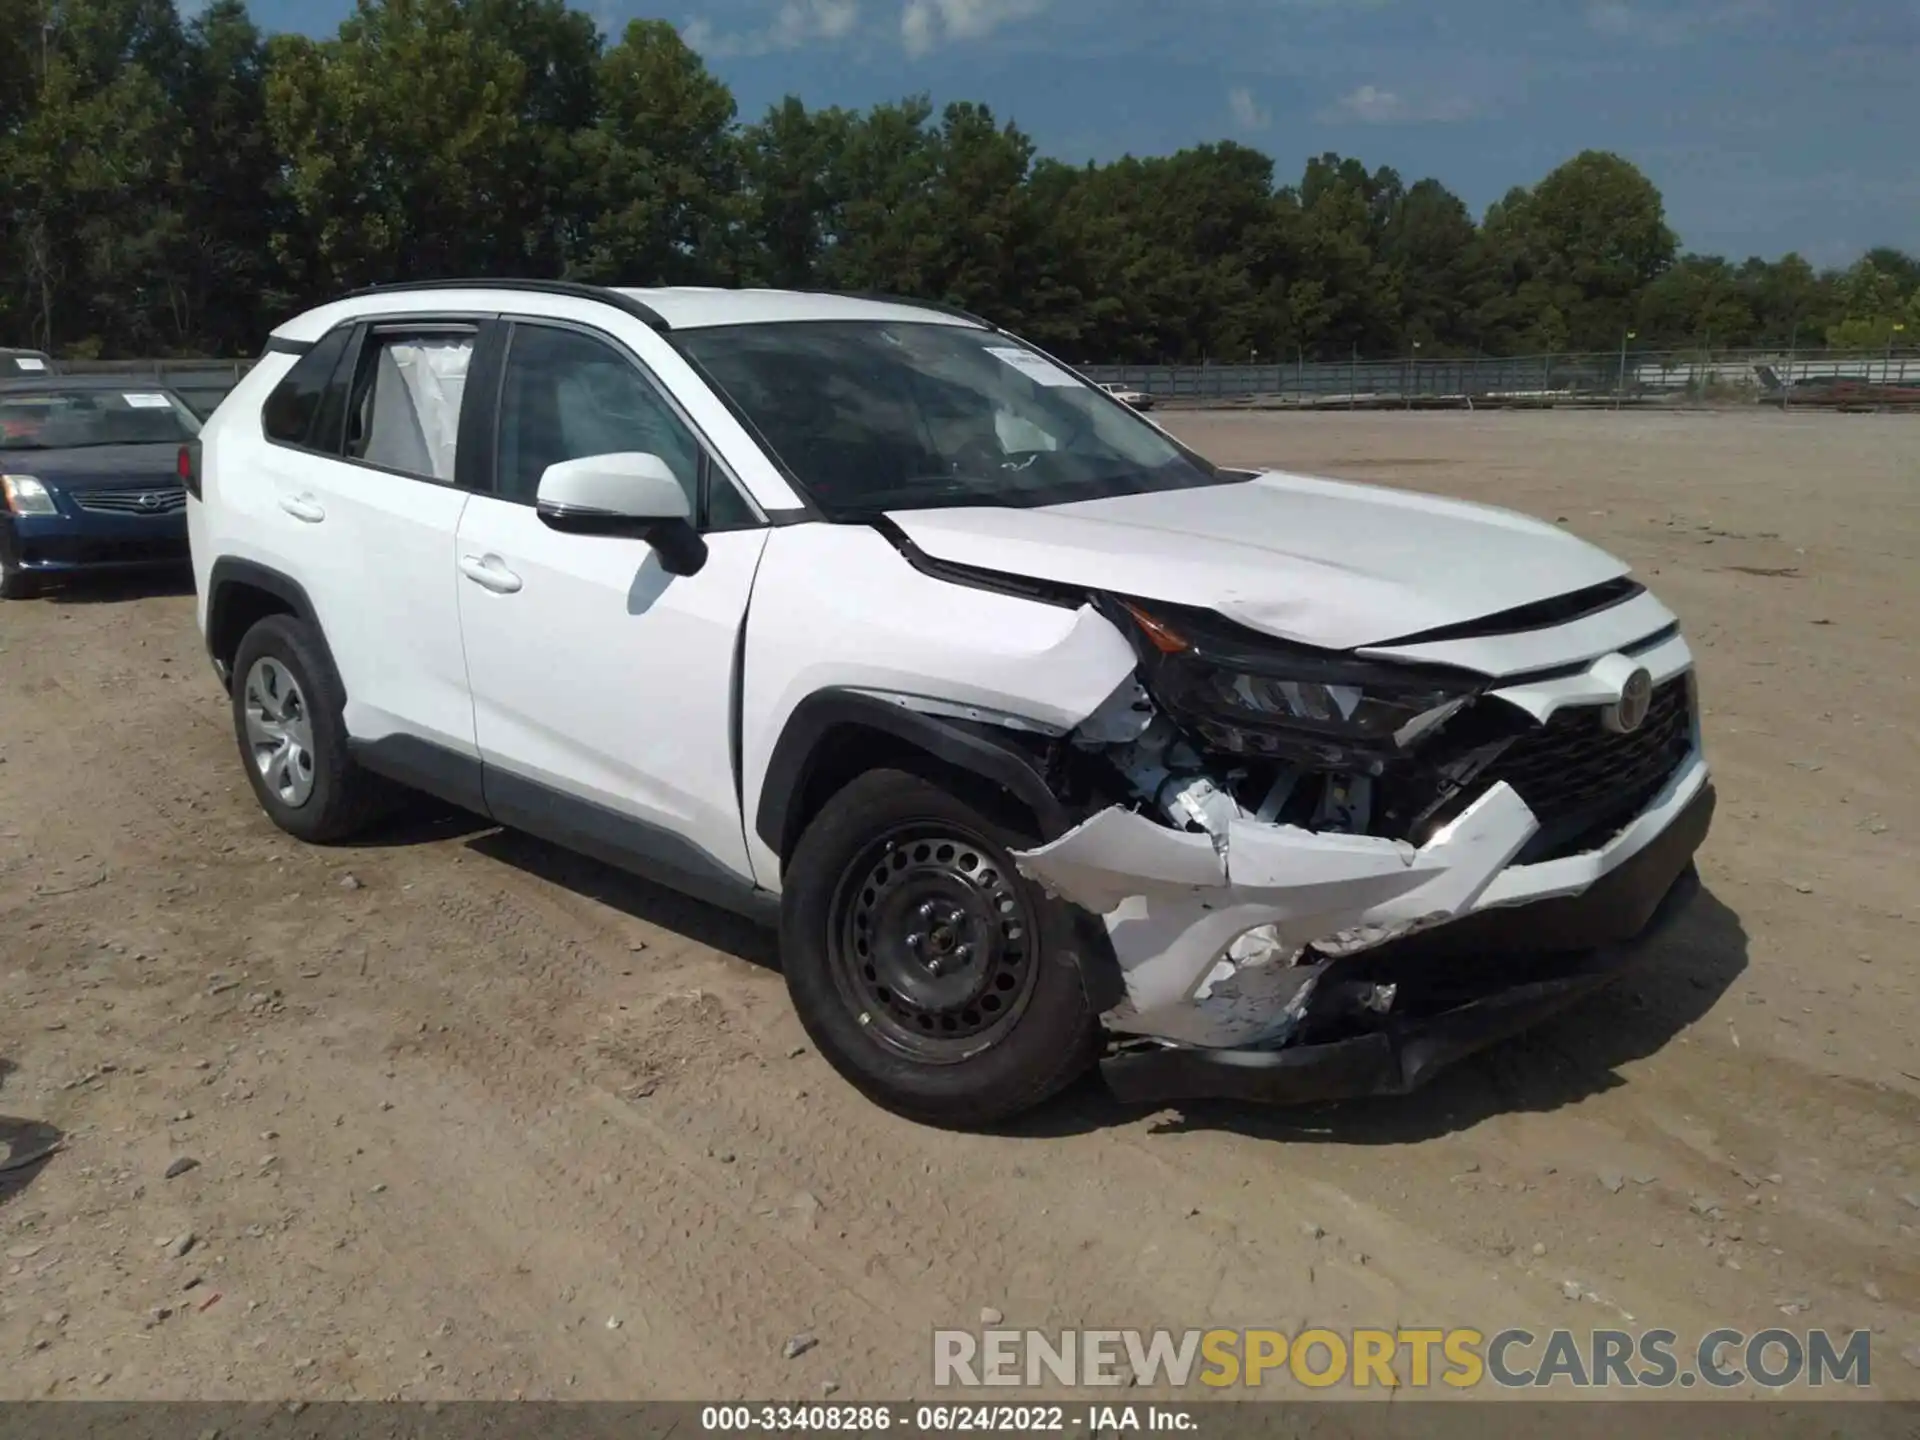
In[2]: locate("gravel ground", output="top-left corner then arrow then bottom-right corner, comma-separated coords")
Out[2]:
0,409 -> 1914,1404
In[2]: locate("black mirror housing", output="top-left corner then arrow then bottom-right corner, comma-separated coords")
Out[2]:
645,519 -> 709,577
536,504 -> 710,577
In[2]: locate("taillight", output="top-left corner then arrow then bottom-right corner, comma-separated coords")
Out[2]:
178,442 -> 202,499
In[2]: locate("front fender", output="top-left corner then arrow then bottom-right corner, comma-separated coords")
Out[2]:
752,688 -> 1073,863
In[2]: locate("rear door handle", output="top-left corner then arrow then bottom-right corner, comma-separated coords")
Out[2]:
279,494 -> 325,524
459,554 -> 523,595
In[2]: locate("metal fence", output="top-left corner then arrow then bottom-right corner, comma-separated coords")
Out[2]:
31,346 -> 1920,419
1083,348 -> 1920,410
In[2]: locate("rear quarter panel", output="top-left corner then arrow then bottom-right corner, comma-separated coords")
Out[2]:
189,352 -> 299,639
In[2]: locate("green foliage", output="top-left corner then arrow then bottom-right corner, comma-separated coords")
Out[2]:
1823,259 -> 1919,349
568,19 -> 742,284
0,0 -> 1912,359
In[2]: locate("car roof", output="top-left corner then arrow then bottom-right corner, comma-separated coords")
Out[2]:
0,376 -> 183,396
269,282 -> 988,346
611,287 -> 984,331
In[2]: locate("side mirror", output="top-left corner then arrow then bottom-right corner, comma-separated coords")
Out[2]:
535,452 -> 708,577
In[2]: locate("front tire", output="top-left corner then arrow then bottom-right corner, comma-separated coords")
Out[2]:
230,614 -> 386,843
780,769 -> 1100,1127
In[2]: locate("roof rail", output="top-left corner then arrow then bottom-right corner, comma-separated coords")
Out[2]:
340,278 -> 671,333
820,291 -> 996,330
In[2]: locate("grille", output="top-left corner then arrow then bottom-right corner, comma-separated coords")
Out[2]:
1480,677 -> 1695,859
72,485 -> 186,516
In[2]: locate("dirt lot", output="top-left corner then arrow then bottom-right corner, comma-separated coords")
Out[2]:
1,411 -> 1916,1404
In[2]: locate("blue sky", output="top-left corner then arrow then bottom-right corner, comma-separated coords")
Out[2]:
241,0 -> 1918,266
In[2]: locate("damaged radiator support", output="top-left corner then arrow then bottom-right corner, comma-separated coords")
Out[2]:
1014,676 -> 1456,1051
1006,639 -> 1706,1057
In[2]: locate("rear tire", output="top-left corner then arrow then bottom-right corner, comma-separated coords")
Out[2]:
780,768 -> 1100,1128
231,614 -> 388,843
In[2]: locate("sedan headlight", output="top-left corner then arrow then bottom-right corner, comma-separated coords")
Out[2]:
1113,599 -> 1483,767
2,474 -> 58,516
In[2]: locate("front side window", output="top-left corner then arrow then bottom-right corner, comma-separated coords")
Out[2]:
495,324 -> 702,510
676,321 -> 1224,519
0,388 -> 201,451
343,330 -> 475,482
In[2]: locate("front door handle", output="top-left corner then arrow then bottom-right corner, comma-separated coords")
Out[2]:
459,554 -> 523,595
279,493 -> 325,524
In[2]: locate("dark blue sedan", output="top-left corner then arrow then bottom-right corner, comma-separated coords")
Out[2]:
1,376 -> 200,599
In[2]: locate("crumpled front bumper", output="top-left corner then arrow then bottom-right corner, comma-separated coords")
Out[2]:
1101,782 -> 1712,1105
1012,749 -> 1715,1106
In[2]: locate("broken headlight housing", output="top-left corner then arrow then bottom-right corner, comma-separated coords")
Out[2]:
1111,598 -> 1484,769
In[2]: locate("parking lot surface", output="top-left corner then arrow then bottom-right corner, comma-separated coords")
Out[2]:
1,411 -> 1914,1400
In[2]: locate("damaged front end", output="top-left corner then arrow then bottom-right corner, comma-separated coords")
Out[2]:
1010,595 -> 1713,1105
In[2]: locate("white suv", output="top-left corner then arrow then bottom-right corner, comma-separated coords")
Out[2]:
189,280 -> 1714,1126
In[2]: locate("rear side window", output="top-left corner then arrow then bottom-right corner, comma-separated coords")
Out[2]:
343,330 -> 475,482
262,329 -> 352,447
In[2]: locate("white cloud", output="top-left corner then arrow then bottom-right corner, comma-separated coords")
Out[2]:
900,0 -> 1049,56
1330,84 -> 1406,123
1318,83 -> 1477,125
1585,1 -> 1773,45
682,0 -> 860,57
1227,86 -> 1271,132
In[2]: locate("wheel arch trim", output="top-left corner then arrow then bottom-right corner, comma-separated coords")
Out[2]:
753,689 -> 1073,865
205,557 -> 341,700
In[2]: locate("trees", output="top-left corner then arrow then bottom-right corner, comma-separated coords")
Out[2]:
1825,257 -> 1920,349
1475,152 -> 1677,354
0,0 -> 186,355
264,0 -> 535,290
1,0 -> 1912,360
568,20 -> 742,285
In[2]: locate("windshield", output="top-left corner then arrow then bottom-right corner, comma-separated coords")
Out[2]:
676,321 -> 1224,517
0,389 -> 201,451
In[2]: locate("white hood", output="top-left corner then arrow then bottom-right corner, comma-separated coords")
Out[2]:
886,470 -> 1631,652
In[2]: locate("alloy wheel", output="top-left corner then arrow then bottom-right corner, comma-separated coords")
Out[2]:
242,656 -> 317,808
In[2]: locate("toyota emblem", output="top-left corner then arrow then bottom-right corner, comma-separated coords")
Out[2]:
1604,667 -> 1654,734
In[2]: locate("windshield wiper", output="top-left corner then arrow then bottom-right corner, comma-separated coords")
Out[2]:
831,476 -> 1012,510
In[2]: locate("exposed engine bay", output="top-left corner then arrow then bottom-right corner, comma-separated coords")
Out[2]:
987,588 -> 1707,1056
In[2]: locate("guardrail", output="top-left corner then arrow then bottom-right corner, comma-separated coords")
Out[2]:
1081,349 -> 1920,410
28,347 -> 1920,419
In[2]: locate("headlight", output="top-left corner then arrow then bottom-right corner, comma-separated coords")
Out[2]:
1113,599 -> 1482,766
2,474 -> 58,516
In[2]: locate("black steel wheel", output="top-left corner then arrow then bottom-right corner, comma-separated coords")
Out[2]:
829,823 -> 1042,1063
781,768 -> 1101,1127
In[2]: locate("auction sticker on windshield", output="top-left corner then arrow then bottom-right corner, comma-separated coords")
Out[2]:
987,347 -> 1080,387
123,392 -> 175,409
